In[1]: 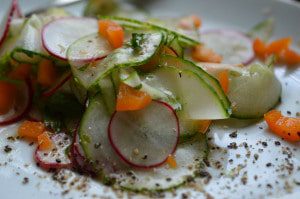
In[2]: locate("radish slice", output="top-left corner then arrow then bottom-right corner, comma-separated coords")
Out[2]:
67,33 -> 112,62
0,79 -> 33,126
71,132 -> 95,174
35,133 -> 72,170
78,94 -> 209,190
42,17 -> 98,60
201,29 -> 254,65
42,71 -> 72,98
108,100 -> 179,168
0,0 -> 22,48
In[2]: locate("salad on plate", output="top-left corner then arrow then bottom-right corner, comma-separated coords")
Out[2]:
0,0 -> 300,196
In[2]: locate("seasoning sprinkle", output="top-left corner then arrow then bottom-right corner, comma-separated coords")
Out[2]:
4,145 -> 12,153
22,177 -> 29,184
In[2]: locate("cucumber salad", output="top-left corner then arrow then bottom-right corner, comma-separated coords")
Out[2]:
1,0 -> 290,195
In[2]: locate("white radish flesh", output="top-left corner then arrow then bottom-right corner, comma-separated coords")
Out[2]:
42,17 -> 98,60
108,100 -> 179,168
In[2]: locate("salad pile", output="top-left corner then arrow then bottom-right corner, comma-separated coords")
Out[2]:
0,0 -> 300,194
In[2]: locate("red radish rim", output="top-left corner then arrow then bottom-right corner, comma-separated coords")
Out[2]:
108,100 -> 180,169
0,0 -> 22,48
71,128 -> 95,174
42,71 -> 72,98
14,0 -> 23,18
41,17 -> 99,61
0,79 -> 33,126
35,134 -> 72,170
201,29 -> 255,65
169,47 -> 179,57
35,148 -> 72,170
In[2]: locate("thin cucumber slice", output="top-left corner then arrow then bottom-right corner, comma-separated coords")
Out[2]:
177,112 -> 199,143
6,15 -> 49,63
119,68 -> 142,89
69,32 -> 164,89
67,33 -> 112,62
15,15 -> 46,54
201,63 -> 281,118
78,94 -> 123,175
143,66 -> 229,120
100,16 -> 200,47
11,48 -> 48,64
79,95 -> 208,191
228,64 -> 281,119
119,68 -> 199,140
158,55 -> 231,115
69,78 -> 87,105
120,68 -> 181,110
98,76 -> 116,115
168,36 -> 183,57
115,135 -> 207,192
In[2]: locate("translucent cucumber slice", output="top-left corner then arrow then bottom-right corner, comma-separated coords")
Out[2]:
159,55 -> 231,114
143,66 -> 229,119
69,32 -> 164,89
228,64 -> 281,119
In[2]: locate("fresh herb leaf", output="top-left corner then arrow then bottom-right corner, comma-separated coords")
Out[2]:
43,92 -> 84,133
0,54 -> 12,76
131,33 -> 145,51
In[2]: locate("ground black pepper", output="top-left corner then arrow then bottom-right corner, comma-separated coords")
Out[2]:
275,141 -> 281,146
4,145 -> 12,153
261,142 -> 268,147
227,142 -> 237,149
229,131 -> 237,138
266,163 -> 273,167
22,177 -> 29,184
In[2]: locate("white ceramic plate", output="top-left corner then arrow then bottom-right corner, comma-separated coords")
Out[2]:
0,0 -> 300,198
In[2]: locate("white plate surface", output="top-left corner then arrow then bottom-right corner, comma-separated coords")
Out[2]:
0,0 -> 300,198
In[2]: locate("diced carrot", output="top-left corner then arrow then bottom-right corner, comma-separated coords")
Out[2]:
98,20 -> 124,49
264,110 -> 300,142
198,120 -> 212,134
161,46 -> 178,57
166,154 -> 177,169
191,15 -> 202,28
179,15 -> 202,29
37,131 -> 54,151
280,49 -> 300,66
37,59 -> 57,87
253,38 -> 267,59
253,37 -> 300,66
18,120 -> 46,141
116,83 -> 152,111
217,70 -> 229,94
98,20 -> 111,38
9,63 -> 31,80
265,37 -> 291,56
107,25 -> 124,49
192,45 -> 223,63
0,81 -> 17,115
